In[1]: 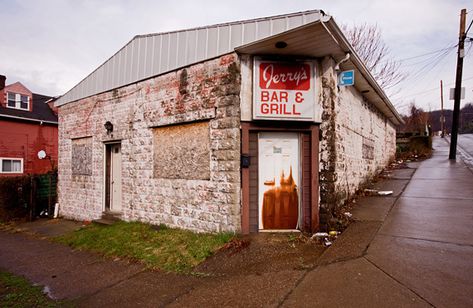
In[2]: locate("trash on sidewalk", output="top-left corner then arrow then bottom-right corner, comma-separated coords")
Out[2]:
323,238 -> 332,247
311,232 -> 329,240
328,230 -> 338,237
364,189 -> 378,195
364,189 -> 393,196
344,212 -> 353,218
311,231 -> 338,247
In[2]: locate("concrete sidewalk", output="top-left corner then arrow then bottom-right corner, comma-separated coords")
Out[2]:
1,137 -> 472,307
284,137 -> 473,307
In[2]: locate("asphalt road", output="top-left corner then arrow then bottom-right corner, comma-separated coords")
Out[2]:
454,133 -> 473,167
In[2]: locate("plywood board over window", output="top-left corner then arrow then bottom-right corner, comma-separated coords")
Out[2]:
153,121 -> 210,180
71,137 -> 93,175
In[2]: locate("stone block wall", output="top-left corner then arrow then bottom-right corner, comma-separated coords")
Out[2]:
318,57 -> 396,223
58,53 -> 241,232
335,85 -> 396,197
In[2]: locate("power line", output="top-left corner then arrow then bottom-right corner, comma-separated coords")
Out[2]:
376,45 -> 456,66
393,75 -> 473,108
395,46 -> 456,63
393,46 -> 455,94
466,18 -> 473,35
394,39 -> 473,102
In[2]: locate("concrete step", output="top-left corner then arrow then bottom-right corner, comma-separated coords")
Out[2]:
101,211 -> 122,221
93,219 -> 116,226
93,211 -> 122,225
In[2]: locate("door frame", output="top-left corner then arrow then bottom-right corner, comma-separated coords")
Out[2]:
103,141 -> 122,213
241,122 -> 319,234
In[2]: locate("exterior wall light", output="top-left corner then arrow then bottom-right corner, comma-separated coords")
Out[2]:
275,41 -> 288,49
104,121 -> 113,134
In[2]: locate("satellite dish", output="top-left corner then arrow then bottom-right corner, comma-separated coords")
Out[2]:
37,150 -> 47,160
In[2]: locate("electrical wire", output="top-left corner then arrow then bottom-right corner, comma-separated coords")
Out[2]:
466,18 -> 473,35
392,46 -> 456,97
393,75 -> 473,109
377,46 -> 457,65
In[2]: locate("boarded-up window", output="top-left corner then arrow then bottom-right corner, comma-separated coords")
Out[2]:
153,121 -> 210,180
362,137 -> 374,160
72,137 -> 92,175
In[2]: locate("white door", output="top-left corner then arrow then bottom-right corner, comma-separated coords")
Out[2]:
110,143 -> 122,212
258,132 -> 300,230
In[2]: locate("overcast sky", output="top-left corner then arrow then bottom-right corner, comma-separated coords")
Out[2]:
1,0 -> 472,114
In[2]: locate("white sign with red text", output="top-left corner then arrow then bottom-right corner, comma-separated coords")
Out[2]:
253,59 -> 316,121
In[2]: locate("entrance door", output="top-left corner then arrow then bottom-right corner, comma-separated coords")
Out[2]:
258,132 -> 300,230
105,143 -> 122,212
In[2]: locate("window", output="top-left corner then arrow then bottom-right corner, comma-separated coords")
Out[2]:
153,121 -> 210,180
0,158 -> 23,173
6,92 -> 29,110
7,93 -> 16,107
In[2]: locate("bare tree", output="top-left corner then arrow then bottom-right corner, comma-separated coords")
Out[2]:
401,102 -> 428,134
342,23 -> 406,90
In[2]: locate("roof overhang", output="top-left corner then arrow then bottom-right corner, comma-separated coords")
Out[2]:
235,16 -> 403,126
0,113 -> 58,125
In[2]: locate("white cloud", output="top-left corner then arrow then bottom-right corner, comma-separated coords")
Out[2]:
1,0 -> 471,112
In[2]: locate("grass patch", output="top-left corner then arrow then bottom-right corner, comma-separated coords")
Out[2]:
54,221 -> 234,272
0,271 -> 67,308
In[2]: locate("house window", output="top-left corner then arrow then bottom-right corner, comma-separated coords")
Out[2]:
0,158 -> 23,173
6,92 -> 29,110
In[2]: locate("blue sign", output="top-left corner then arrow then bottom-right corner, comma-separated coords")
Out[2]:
338,70 -> 355,86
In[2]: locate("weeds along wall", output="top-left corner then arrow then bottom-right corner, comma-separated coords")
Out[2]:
58,54 -> 242,232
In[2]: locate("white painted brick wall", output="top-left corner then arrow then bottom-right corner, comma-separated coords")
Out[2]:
58,54 -> 241,233
319,56 -> 397,218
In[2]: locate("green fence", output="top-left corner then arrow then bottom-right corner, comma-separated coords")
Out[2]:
0,172 -> 57,222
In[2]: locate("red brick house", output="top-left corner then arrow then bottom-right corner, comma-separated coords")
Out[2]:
0,75 -> 58,176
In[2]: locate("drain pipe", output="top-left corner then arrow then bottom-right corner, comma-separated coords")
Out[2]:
335,53 -> 350,71
53,203 -> 59,218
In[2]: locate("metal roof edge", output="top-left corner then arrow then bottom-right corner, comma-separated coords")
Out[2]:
135,9 -> 323,39
0,113 -> 58,125
55,36 -> 136,107
323,18 -> 404,125
56,51 -> 238,107
234,20 -> 323,53
55,9 -> 323,107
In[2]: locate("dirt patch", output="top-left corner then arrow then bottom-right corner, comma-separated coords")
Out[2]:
194,233 -> 324,277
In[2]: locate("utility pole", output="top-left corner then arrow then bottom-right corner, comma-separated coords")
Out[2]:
449,9 -> 467,160
440,80 -> 445,137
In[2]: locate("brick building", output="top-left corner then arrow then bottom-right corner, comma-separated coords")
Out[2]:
55,10 -> 402,233
0,75 -> 58,176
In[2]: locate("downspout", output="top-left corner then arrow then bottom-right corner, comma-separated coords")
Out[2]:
320,16 -> 404,125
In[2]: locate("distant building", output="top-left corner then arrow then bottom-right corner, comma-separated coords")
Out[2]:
0,75 -> 58,176
55,10 -> 402,233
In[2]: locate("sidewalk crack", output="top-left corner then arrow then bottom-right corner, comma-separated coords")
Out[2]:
364,257 -> 436,307
376,233 -> 473,248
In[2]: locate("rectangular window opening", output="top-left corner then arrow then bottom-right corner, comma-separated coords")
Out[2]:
6,92 -> 29,110
0,158 -> 23,173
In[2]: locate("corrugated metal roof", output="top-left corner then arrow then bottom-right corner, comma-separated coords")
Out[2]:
55,10 -> 324,106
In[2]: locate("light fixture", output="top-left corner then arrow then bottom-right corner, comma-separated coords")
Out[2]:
104,121 -> 113,133
275,41 -> 288,49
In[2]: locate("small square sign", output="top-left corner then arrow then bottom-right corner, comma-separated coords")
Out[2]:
338,70 -> 355,86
